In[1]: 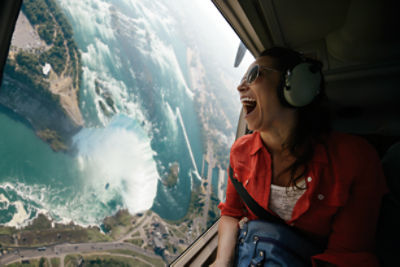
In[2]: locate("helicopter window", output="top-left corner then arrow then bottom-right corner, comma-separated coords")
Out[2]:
0,0 -> 253,265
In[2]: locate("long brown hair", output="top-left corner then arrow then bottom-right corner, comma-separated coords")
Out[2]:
259,47 -> 331,188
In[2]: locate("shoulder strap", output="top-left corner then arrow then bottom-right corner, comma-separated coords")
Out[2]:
229,165 -> 286,225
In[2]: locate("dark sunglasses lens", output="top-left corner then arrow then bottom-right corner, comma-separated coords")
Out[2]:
247,65 -> 259,84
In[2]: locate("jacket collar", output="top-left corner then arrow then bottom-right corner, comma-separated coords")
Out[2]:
249,131 -> 329,164
249,131 -> 264,156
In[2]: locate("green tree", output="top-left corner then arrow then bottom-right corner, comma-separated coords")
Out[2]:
39,257 -> 46,267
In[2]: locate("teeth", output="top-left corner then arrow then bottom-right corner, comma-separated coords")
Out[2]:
241,97 -> 256,104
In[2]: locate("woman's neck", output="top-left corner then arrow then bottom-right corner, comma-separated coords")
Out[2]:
259,115 -> 297,156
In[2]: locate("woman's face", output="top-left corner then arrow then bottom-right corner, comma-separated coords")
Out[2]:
238,56 -> 292,132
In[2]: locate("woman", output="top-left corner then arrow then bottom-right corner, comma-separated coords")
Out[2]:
212,47 -> 387,266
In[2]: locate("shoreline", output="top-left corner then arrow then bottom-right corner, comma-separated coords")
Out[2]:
0,208 -> 188,265
0,104 -> 35,131
0,166 -> 218,263
1,0 -> 84,152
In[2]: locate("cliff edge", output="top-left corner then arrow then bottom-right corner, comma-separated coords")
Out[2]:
0,0 -> 83,151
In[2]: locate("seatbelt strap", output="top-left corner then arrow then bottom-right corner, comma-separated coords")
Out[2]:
229,164 -> 286,225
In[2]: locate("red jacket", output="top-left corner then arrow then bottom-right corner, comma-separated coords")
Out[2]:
219,131 -> 387,267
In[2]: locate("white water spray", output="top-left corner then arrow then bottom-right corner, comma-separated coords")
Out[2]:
175,107 -> 200,179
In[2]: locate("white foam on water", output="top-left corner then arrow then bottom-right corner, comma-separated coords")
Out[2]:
113,0 -> 194,100
58,0 -> 133,127
61,0 -> 194,129
0,115 -> 159,227
164,101 -> 178,138
176,107 -> 200,179
73,115 -> 159,216
0,183 -> 52,228
77,155 -> 85,171
58,0 -> 115,42
146,36 -> 194,100
74,21 -> 153,132
6,201 -> 29,228
0,181 -> 111,227
82,40 -> 112,72
80,54 -> 149,130
0,193 -> 10,205
121,0 -> 174,36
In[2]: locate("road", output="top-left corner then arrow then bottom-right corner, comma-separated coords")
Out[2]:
0,241 -> 166,266
202,141 -> 215,229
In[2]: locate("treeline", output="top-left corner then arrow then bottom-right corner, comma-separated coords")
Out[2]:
4,57 -> 59,103
15,52 -> 42,76
44,0 -> 73,40
43,0 -> 82,85
67,38 -> 82,88
39,33 -> 66,75
83,258 -> 132,267
22,0 -> 54,45
22,0 -> 73,44
21,0 -> 82,84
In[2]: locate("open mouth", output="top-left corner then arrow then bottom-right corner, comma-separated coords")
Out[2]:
241,97 -> 257,115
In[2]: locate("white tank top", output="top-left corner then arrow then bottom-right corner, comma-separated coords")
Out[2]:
268,180 -> 306,221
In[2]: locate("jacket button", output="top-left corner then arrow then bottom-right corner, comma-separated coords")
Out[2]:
253,236 -> 259,241
318,194 -> 325,200
307,177 -> 312,182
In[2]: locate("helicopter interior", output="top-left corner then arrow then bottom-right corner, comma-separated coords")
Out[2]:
0,0 -> 399,266
171,0 -> 400,266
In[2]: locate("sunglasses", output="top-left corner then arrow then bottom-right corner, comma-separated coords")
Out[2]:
242,64 -> 278,85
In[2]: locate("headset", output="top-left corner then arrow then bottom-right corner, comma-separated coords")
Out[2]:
278,60 -> 322,108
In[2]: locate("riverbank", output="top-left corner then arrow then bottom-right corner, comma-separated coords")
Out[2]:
0,164 -> 221,266
1,0 -> 83,152
0,208 -> 193,266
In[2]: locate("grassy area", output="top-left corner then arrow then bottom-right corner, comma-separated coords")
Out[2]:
86,228 -> 112,242
178,224 -> 189,234
50,257 -> 60,267
169,228 -> 185,239
83,255 -> 150,267
131,231 -> 140,238
0,214 -> 111,248
102,210 -> 134,239
106,249 -> 165,267
64,252 -> 163,267
64,254 -> 80,267
0,226 -> 15,235
7,258 -> 43,267
164,242 -> 179,255
124,238 -> 144,247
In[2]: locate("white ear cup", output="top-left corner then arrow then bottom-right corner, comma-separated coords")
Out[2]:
283,63 -> 321,107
